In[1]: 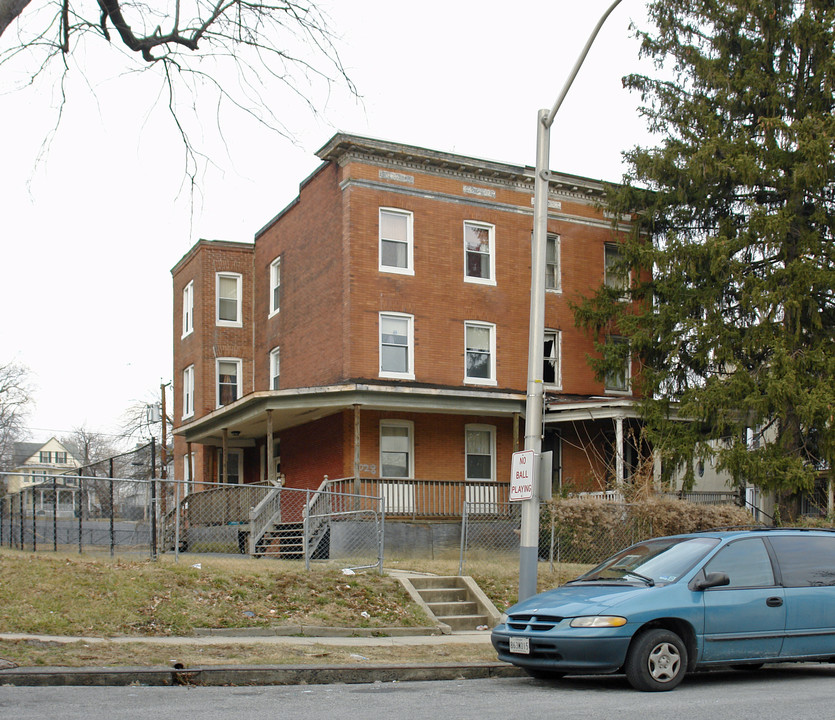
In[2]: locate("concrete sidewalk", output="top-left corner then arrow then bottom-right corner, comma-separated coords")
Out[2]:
0,629 -> 523,687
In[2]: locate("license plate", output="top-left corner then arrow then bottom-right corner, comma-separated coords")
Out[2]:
509,636 -> 530,655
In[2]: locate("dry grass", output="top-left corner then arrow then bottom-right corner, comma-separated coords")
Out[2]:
0,547 -> 591,669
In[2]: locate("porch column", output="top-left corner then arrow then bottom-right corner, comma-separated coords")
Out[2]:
266,410 -> 275,483
614,414 -> 624,487
353,405 -> 361,495
512,412 -> 520,453
221,428 -> 229,484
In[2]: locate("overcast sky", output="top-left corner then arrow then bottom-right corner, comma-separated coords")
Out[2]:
1,0 -> 655,445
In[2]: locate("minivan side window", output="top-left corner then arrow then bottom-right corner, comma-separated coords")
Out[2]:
768,536 -> 835,587
703,538 -> 775,588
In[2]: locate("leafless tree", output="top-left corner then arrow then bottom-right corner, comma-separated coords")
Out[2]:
0,361 -> 32,472
0,0 -> 356,180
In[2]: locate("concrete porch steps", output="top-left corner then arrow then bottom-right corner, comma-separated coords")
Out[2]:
398,575 -> 501,633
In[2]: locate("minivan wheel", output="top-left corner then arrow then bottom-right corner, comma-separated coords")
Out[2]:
625,628 -> 688,692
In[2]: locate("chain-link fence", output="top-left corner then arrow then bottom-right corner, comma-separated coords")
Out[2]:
459,501 -> 656,577
163,481 -> 384,573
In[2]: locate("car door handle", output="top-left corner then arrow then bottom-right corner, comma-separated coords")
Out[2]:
766,597 -> 783,607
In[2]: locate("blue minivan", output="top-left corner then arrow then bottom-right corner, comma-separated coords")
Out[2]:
491,529 -> 835,691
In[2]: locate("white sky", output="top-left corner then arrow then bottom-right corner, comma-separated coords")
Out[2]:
1,0 -> 655,444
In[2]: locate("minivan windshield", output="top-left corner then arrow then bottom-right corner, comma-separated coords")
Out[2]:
570,537 -> 720,586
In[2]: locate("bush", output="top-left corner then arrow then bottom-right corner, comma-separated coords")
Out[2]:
541,496 -> 757,566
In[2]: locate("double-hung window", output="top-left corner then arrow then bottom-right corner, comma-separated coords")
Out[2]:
465,425 -> 495,482
216,272 -> 242,326
182,281 -> 194,337
464,221 -> 495,284
380,421 -> 413,479
604,243 -> 629,297
546,234 -> 561,291
183,365 -> 195,419
379,313 -> 414,380
464,322 -> 496,385
604,336 -> 631,394
269,347 -> 280,390
269,257 -> 281,316
544,330 -> 561,388
379,209 -> 414,274
216,358 -> 242,407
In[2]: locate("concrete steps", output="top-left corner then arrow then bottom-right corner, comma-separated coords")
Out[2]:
398,575 -> 501,633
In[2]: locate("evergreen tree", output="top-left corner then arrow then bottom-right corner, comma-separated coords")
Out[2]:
574,0 -> 835,499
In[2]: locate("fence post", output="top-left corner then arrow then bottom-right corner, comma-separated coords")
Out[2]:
77,476 -> 83,554
52,473 -> 57,552
150,438 -> 158,560
303,489 -> 310,571
109,460 -> 115,558
458,502 -> 468,576
31,484 -> 37,552
378,497 -> 385,576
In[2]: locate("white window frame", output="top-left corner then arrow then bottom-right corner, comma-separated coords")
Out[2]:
182,281 -> 194,337
216,272 -> 242,327
604,243 -> 629,298
463,221 -> 496,285
379,420 -> 414,479
546,234 -> 561,292
543,329 -> 562,389
604,336 -> 632,394
465,424 -> 496,482
379,208 -> 414,275
269,257 -> 281,317
269,347 -> 280,390
379,312 -> 415,380
183,452 -> 195,496
182,365 -> 195,419
216,358 -> 242,408
464,321 -> 497,386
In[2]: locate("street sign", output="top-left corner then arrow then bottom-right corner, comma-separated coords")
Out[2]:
510,450 -> 536,501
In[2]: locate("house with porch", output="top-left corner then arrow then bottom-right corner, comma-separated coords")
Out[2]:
6,439 -> 82,517
170,134 -> 647,549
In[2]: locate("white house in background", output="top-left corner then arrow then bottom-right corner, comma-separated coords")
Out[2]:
7,439 -> 82,517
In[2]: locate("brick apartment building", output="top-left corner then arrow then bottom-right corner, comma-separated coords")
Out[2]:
171,134 -> 642,517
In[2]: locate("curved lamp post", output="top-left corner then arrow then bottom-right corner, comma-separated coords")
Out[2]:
519,0 -> 625,601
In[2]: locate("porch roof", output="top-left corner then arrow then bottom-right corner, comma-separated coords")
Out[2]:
176,383 -> 526,447
543,395 -> 642,424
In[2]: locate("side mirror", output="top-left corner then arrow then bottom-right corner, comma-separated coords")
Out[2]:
693,572 -> 730,591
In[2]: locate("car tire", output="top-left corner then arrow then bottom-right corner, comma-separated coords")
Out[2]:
524,668 -> 565,681
625,628 -> 688,692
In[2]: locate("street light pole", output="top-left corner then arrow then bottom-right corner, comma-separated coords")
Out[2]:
519,0 -> 625,602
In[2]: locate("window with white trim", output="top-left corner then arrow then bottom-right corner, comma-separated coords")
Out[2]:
465,424 -> 495,481
546,234 -> 561,291
604,243 -> 628,296
269,257 -> 281,316
182,281 -> 194,337
464,321 -> 496,385
183,452 -> 195,496
380,421 -> 414,479
183,365 -> 195,419
544,330 -> 561,388
216,358 -> 242,407
464,221 -> 495,284
269,347 -> 280,390
379,313 -> 414,379
605,336 -> 631,393
216,272 -> 242,326
379,208 -> 414,274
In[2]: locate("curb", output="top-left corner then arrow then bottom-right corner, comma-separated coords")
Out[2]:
0,662 -> 525,687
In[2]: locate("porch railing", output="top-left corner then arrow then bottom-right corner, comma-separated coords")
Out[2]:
248,481 -> 284,554
321,477 -> 509,518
